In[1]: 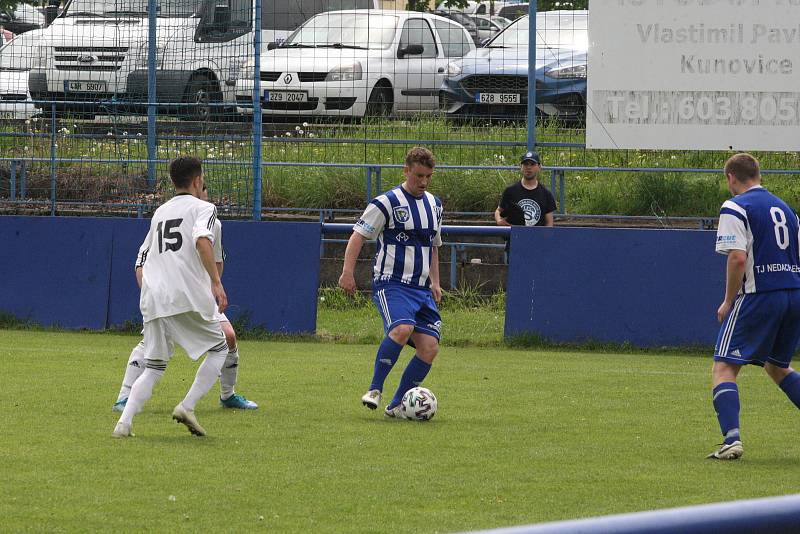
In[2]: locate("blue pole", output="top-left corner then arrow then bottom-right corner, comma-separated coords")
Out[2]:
527,0 -> 537,152
366,166 -> 372,203
147,0 -> 157,189
49,102 -> 56,216
252,0 -> 263,221
10,160 -> 16,201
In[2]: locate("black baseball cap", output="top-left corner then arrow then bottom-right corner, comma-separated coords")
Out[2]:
521,151 -> 541,165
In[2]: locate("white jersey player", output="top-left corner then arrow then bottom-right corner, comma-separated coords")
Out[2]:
113,156 -> 230,438
112,186 -> 257,413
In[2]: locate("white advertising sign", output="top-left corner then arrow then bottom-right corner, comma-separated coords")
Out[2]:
586,0 -> 800,150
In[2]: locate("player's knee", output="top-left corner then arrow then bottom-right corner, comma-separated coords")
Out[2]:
764,362 -> 791,384
389,324 -> 414,344
417,342 -> 439,363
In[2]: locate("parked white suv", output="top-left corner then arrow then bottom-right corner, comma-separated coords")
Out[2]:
236,10 -> 475,118
28,0 -> 376,120
0,33 -> 38,120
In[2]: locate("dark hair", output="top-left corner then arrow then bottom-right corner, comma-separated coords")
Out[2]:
724,153 -> 760,182
169,156 -> 203,189
405,147 -> 435,169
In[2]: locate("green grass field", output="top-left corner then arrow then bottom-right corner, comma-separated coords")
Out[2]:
3,329 -> 800,532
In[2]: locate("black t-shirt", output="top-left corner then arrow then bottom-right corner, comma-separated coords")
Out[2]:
499,181 -> 557,226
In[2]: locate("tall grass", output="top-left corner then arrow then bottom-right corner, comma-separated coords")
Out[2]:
4,117 -> 800,217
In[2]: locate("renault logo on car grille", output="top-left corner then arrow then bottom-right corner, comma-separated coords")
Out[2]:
283,73 -> 292,84
77,54 -> 98,64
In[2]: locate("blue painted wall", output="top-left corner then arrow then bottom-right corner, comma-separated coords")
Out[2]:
505,227 -> 726,347
0,216 -> 321,333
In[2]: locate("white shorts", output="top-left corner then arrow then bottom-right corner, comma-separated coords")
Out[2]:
143,312 -> 227,362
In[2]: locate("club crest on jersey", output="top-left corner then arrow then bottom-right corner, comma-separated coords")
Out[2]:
393,206 -> 410,224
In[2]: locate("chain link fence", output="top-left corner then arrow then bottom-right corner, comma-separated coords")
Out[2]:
1,1 -> 796,224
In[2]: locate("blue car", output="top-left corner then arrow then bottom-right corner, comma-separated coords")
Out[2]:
439,10 -> 587,122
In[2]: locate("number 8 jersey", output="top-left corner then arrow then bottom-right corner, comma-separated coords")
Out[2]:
136,193 -> 219,322
716,186 -> 800,293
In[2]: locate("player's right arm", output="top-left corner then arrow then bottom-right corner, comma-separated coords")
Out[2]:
134,226 -> 153,289
339,232 -> 365,295
715,200 -> 748,322
339,200 -> 387,296
495,190 -> 511,226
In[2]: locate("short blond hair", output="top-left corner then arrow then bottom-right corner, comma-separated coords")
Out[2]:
405,147 -> 435,169
724,153 -> 760,183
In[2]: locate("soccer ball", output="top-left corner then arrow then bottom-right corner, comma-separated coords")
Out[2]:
401,387 -> 438,421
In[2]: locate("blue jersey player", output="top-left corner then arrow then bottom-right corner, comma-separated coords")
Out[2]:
338,147 -> 443,418
708,153 -> 800,459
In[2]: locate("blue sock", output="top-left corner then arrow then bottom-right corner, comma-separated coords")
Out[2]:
778,371 -> 800,410
388,356 -> 431,408
369,337 -> 403,392
712,382 -> 741,444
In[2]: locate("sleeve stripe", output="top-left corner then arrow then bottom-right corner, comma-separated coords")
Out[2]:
206,212 -> 217,232
136,247 -> 150,268
370,198 -> 390,225
720,207 -> 748,229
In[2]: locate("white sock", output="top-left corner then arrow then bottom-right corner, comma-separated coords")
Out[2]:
220,349 -> 239,400
117,341 -> 146,402
182,350 -> 226,411
117,362 -> 166,425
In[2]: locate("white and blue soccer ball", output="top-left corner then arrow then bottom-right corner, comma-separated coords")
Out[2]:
401,387 -> 438,421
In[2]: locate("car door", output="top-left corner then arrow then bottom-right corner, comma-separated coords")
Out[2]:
394,17 -> 440,112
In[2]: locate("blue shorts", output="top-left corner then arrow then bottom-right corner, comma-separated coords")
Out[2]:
714,289 -> 800,368
372,282 -> 442,341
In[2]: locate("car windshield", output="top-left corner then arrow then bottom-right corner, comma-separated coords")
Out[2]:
488,12 -> 587,49
0,38 -> 35,71
65,0 -> 204,17
284,13 -> 397,50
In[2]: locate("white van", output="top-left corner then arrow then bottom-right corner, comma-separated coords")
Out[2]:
28,0 -> 377,120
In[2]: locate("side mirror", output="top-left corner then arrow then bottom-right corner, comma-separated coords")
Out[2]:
266,41 -> 278,50
398,44 -> 424,58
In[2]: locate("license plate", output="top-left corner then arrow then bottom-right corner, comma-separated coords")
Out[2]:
64,80 -> 108,93
476,92 -> 521,104
264,91 -> 307,103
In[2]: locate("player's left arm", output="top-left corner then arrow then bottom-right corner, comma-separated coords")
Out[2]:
543,212 -> 554,227
430,246 -> 442,303
544,190 -> 557,227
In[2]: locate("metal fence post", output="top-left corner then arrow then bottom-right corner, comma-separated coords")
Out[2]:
559,169 -> 565,214
376,166 -> 382,194
146,0 -> 157,189
20,160 -> 26,199
10,160 -> 16,201
449,244 -> 458,290
526,0 -> 538,152
252,0 -> 263,221
366,166 -> 373,203
50,102 -> 57,216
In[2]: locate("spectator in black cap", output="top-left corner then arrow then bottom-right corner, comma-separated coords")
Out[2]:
494,151 -> 557,227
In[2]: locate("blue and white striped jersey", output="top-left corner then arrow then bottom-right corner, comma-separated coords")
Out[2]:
354,185 -> 443,288
716,186 -> 800,293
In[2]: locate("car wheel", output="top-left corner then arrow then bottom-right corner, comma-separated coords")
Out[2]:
183,75 -> 220,121
365,85 -> 393,118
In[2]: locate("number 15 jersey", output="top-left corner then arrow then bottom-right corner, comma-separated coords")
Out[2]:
716,186 -> 800,294
137,193 -> 219,322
